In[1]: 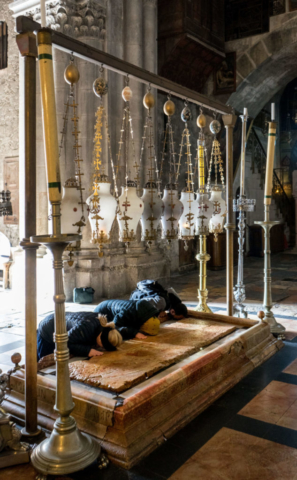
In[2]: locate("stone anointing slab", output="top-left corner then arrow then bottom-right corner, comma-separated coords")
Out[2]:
68,317 -> 236,393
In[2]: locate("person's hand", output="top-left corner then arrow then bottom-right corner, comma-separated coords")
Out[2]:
88,349 -> 104,357
135,332 -> 147,339
158,311 -> 169,322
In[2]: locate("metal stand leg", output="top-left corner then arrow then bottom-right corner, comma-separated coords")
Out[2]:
233,198 -> 255,318
195,234 -> 212,313
30,207 -> 100,477
255,205 -> 285,335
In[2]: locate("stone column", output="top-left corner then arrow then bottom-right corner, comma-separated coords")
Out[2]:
292,170 -> 297,248
124,0 -> 143,182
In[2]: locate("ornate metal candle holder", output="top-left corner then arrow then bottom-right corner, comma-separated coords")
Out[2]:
233,196 -> 256,317
195,212 -> 212,313
195,111 -> 212,313
0,354 -> 31,468
255,205 -> 285,335
30,208 -> 101,478
0,190 -> 12,216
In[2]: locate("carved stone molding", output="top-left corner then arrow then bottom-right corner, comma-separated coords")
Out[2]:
12,0 -> 106,39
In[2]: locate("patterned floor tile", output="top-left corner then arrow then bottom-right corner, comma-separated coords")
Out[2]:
284,358 -> 297,375
169,428 -> 297,480
239,381 -> 297,426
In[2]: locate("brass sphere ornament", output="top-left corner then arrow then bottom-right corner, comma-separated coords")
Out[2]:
143,91 -> 155,109
11,352 -> 22,367
122,86 -> 132,102
93,77 -> 108,98
64,63 -> 80,85
210,118 -> 221,135
163,99 -> 175,116
197,113 -> 206,129
181,105 -> 191,123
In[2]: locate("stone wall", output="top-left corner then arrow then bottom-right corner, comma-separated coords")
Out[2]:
0,0 -> 19,247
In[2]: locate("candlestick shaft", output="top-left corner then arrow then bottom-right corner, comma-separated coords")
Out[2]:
255,206 -> 285,335
264,121 -> 276,206
195,234 -> 212,313
233,207 -> 247,318
37,29 -> 61,204
223,113 -> 237,316
239,114 -> 248,197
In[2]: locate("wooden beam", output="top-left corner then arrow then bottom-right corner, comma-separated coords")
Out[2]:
16,15 -> 232,115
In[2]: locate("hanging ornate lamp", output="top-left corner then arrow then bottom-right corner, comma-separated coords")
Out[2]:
86,66 -> 117,257
160,96 -> 183,242
178,102 -> 198,250
206,115 -> 226,241
116,78 -> 144,247
60,56 -> 86,266
139,87 -> 163,245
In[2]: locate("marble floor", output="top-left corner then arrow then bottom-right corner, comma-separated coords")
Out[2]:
1,253 -> 297,478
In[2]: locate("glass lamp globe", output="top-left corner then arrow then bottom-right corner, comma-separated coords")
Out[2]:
86,175 -> 117,243
196,190 -> 212,234
140,182 -> 163,241
61,177 -> 84,234
161,184 -> 183,240
117,180 -> 144,242
209,187 -> 226,239
179,190 -> 198,239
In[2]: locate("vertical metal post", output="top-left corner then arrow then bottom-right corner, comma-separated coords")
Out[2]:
255,206 -> 285,334
16,32 -> 41,437
196,233 -> 212,313
222,113 -> 237,316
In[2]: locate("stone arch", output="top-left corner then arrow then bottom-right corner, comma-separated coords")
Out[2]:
227,14 -> 297,118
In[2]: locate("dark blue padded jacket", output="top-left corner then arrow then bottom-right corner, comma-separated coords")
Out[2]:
38,311 -> 103,358
93,299 -> 158,340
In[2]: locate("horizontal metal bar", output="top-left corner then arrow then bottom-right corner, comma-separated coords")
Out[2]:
16,15 -> 232,115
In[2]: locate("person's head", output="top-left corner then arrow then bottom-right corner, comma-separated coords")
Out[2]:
96,315 -> 123,351
140,316 -> 160,336
169,303 -> 188,320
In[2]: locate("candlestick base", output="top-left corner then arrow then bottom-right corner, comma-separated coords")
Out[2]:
31,422 -> 100,478
233,284 -> 248,318
264,311 -> 286,335
30,232 -> 100,478
195,234 -> 212,314
255,216 -> 285,335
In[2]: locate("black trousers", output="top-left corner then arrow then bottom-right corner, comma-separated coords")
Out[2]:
37,331 -> 55,361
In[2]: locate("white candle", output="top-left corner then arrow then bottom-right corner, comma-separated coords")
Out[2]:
264,121 -> 276,206
40,0 -> 46,28
37,30 -> 61,204
271,103 -> 275,121
240,108 -> 248,197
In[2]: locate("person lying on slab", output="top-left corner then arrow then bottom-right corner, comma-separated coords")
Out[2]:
37,311 -> 122,361
129,279 -> 188,321
94,299 -> 161,340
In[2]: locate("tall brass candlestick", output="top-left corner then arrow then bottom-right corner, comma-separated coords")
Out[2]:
195,112 -> 212,313
30,28 -> 100,478
233,108 -> 255,318
255,103 -> 285,335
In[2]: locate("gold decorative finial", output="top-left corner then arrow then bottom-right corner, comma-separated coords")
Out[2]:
64,56 -> 80,86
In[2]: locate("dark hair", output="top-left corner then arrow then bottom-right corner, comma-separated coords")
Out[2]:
174,303 -> 188,317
